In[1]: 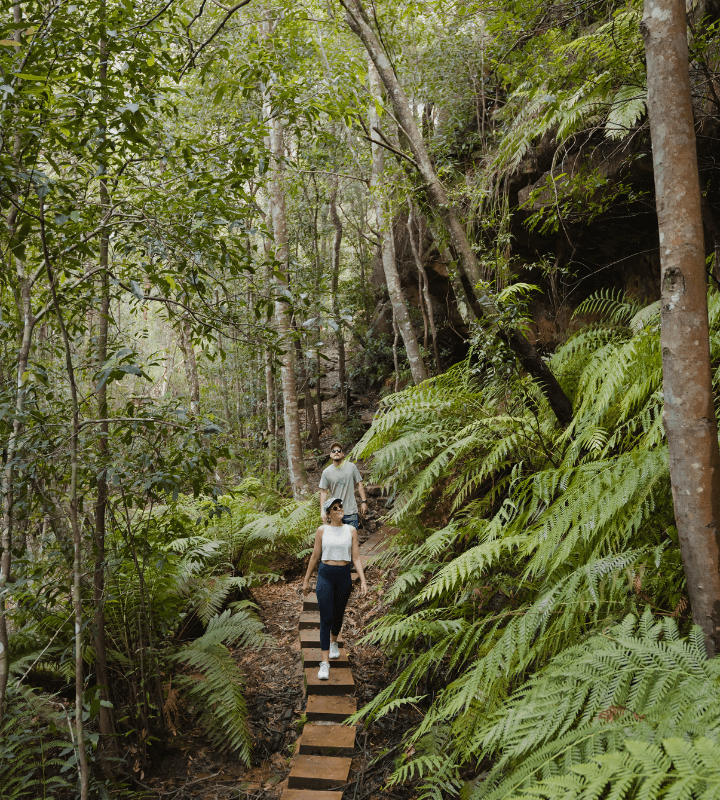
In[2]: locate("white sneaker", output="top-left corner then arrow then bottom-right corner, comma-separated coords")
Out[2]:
329,642 -> 340,659
318,661 -> 330,680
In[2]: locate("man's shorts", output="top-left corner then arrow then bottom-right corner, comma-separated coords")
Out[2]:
342,513 -> 359,529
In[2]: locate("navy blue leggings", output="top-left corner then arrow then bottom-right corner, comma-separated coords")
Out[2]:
316,562 -> 353,651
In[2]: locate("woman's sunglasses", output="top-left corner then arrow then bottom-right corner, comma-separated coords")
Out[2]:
330,503 -> 343,511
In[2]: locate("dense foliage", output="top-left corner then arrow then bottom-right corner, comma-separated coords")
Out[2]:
3,0 -> 720,795
351,292 -> 711,798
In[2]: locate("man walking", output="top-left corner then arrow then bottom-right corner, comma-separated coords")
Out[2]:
319,442 -> 368,527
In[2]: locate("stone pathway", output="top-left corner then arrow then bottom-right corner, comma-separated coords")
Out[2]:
282,529 -> 391,800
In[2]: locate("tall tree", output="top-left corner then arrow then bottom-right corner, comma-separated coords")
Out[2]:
368,60 -> 428,386
329,177 -> 350,414
341,0 -> 573,425
643,0 -> 720,656
268,112 -> 310,498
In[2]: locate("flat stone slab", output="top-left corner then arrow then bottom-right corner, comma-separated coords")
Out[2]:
299,611 -> 321,630
288,754 -> 352,790
302,648 -> 349,668
305,694 -> 356,722
306,667 -> 354,695
298,724 -> 356,756
299,629 -> 345,648
281,792 -> 344,800
303,593 -> 319,612
360,530 -> 392,555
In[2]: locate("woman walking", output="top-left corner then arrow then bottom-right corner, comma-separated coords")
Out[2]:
302,497 -> 368,679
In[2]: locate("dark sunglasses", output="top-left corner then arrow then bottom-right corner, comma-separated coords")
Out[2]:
330,503 -> 343,511
331,448 -> 343,454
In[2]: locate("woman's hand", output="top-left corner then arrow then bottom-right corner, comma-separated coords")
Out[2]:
302,580 -> 310,595
359,580 -> 368,598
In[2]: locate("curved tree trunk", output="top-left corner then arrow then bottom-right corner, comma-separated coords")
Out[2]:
368,60 -> 428,386
342,0 -> 573,425
643,0 -> 720,657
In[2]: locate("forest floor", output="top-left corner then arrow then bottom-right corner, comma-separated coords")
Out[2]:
142,379 -> 422,800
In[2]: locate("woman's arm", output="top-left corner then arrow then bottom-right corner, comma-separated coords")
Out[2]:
302,527 -> 324,594
350,527 -> 368,597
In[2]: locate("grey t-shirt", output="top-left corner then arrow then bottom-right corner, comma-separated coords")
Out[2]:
319,461 -> 362,515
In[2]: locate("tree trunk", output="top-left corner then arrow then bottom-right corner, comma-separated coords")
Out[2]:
179,320 -> 200,415
642,0 -> 720,656
342,0 -> 573,425
293,317 -> 321,450
368,60 -> 428,386
215,290 -> 233,429
0,7 -> 32,720
329,178 -> 349,415
92,20 -> 117,758
41,204 -> 89,799
408,204 -> 442,373
268,113 -> 310,498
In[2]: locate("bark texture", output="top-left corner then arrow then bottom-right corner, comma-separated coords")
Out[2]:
368,60 -> 428,386
643,0 -> 720,656
179,320 -> 200,415
269,114 -> 310,498
329,178 -> 349,414
342,0 -> 573,425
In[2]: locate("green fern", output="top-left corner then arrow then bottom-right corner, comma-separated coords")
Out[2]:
171,608 -> 266,763
349,290 -> 704,798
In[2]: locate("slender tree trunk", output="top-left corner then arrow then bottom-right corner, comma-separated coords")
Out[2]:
424,215 -> 474,326
268,113 -> 310,497
215,291 -> 232,429
179,321 -> 200,415
40,205 -> 88,799
329,178 -> 349,415
316,355 -> 322,432
368,60 -> 428,386
0,271 -> 33,725
342,0 -> 573,425
408,204 -> 442,372
392,313 -> 400,392
0,7 -> 31,720
93,19 -> 116,758
643,0 -> 720,657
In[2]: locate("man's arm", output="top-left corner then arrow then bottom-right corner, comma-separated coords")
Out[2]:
356,479 -> 368,517
320,488 -> 328,523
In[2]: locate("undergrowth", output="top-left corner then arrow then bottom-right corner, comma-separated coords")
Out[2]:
5,475 -> 318,792
348,290 -> 720,799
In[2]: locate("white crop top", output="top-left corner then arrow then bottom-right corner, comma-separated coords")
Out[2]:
321,524 -> 353,562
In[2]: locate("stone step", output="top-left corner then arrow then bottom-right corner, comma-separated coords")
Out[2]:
288,754 -> 352,790
306,694 -> 356,722
299,611 -> 321,630
298,724 -> 356,756
301,647 -> 349,668
303,593 -> 319,612
281,792 -> 344,800
306,667 -> 355,696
